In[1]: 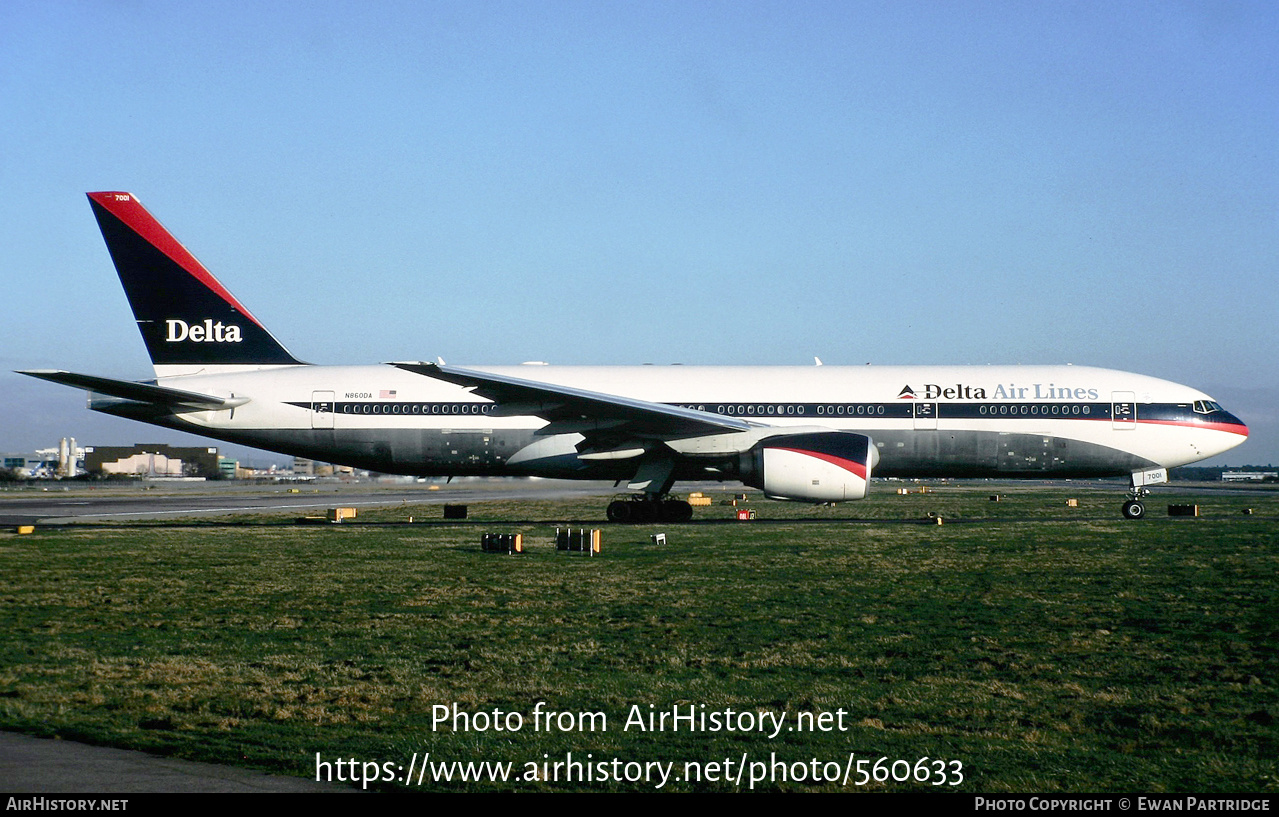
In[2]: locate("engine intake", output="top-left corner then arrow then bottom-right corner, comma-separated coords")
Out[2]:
740,431 -> 876,502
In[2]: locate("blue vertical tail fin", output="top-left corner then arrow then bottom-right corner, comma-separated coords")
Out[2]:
87,192 -> 305,375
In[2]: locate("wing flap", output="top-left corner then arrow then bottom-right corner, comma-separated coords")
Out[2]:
390,362 -> 753,439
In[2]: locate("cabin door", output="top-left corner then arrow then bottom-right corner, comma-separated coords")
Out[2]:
311,391 -> 335,429
913,401 -> 938,430
1111,391 -> 1136,431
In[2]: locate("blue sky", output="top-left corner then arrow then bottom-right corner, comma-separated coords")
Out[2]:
2,1 -> 1275,466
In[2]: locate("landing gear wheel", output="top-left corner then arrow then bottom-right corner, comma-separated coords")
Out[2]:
1121,500 -> 1146,520
628,500 -> 657,523
606,500 -> 631,523
607,497 -> 694,524
659,500 -> 693,523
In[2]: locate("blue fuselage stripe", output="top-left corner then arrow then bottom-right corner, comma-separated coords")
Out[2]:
286,400 -> 1243,430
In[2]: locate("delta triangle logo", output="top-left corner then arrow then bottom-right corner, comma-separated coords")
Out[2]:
898,385 -> 917,399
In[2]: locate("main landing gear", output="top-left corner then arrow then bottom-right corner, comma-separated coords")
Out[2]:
606,495 -> 694,523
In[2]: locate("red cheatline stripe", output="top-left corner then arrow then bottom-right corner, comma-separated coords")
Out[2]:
87,192 -> 267,331
773,447 -> 868,480
1002,415 -> 1250,439
1137,419 -> 1250,437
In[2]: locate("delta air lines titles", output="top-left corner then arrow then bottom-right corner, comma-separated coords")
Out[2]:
900,383 -> 1101,401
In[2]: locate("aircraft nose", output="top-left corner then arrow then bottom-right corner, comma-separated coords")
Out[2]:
1205,406 -> 1249,458
1219,408 -> 1249,438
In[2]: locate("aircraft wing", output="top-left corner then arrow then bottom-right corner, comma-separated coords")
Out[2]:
391,362 -> 755,440
18,370 -> 249,412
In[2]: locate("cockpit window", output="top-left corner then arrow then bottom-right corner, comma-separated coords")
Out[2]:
1193,401 -> 1223,414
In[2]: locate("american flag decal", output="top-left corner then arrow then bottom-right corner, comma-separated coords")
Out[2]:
379,389 -> 397,399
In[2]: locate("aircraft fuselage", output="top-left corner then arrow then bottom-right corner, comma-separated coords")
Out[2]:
92,362 -> 1247,483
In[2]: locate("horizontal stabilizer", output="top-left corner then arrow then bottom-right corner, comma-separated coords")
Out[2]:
17,370 -> 249,412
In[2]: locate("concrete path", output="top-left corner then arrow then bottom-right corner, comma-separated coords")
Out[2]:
0,732 -> 353,793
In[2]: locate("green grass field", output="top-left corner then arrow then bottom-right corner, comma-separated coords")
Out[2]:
1,484 -> 1275,792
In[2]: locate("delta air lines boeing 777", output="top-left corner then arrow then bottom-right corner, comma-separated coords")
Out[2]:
20,192 -> 1249,521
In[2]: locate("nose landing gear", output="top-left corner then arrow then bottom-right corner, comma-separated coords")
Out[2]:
1120,468 -> 1167,520
1121,492 -> 1148,520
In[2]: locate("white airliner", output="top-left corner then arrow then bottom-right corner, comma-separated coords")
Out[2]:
21,192 -> 1249,521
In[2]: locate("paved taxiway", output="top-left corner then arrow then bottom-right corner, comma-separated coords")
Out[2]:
0,478 -> 621,525
4,478 -> 1270,527
0,731 -> 352,793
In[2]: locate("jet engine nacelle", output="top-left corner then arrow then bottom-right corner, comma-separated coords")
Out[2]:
740,431 -> 876,502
